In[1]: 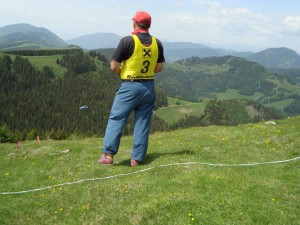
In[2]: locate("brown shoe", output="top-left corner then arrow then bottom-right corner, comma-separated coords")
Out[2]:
130,159 -> 141,167
98,153 -> 113,165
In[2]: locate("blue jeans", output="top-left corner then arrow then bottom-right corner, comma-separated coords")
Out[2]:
102,81 -> 156,162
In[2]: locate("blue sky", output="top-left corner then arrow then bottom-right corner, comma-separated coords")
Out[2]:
1,0 -> 300,53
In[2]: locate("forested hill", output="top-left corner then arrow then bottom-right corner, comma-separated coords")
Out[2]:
0,49 -> 168,140
155,56 -> 300,115
0,50 -> 297,142
246,47 -> 300,69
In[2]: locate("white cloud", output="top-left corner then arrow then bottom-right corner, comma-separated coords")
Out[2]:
152,0 -> 300,52
282,15 -> 300,32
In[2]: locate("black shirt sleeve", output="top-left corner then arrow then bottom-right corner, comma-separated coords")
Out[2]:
156,39 -> 165,63
111,34 -> 165,63
111,36 -> 134,63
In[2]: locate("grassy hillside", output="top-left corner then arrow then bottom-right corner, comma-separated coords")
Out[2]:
1,116 -> 299,224
153,96 -> 281,125
24,55 -> 66,77
0,52 -> 66,77
154,97 -> 206,124
214,86 -> 300,112
156,56 -> 300,115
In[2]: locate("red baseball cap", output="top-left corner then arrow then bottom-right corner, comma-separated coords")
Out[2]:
133,11 -> 151,24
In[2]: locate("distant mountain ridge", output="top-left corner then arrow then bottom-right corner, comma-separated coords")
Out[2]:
0,23 -> 37,35
66,33 -> 122,49
1,23 -> 300,69
0,23 -> 67,50
246,47 -> 300,69
66,32 -> 300,69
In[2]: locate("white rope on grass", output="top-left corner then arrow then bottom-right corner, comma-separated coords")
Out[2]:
1,156 -> 299,195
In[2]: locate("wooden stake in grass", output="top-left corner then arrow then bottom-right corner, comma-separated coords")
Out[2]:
16,140 -> 21,149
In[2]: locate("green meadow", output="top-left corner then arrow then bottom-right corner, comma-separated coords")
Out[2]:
154,97 -> 206,124
1,116 -> 299,224
215,89 -> 264,101
23,55 -> 66,77
0,52 -> 66,77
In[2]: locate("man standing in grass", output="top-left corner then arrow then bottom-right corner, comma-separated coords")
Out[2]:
98,11 -> 165,166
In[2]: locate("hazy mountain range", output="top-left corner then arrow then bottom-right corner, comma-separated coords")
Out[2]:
1,23 -> 300,69
0,23 -> 67,50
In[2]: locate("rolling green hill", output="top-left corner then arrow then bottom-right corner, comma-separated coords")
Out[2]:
154,97 -> 282,126
246,47 -> 300,69
1,50 -> 298,141
156,56 -> 300,116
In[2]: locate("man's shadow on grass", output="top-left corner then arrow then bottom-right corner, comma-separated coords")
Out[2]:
116,149 -> 195,166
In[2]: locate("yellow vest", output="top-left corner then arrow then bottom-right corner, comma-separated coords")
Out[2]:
120,35 -> 158,80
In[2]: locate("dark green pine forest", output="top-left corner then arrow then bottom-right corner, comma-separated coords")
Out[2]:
0,49 -> 292,142
0,49 -> 169,141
